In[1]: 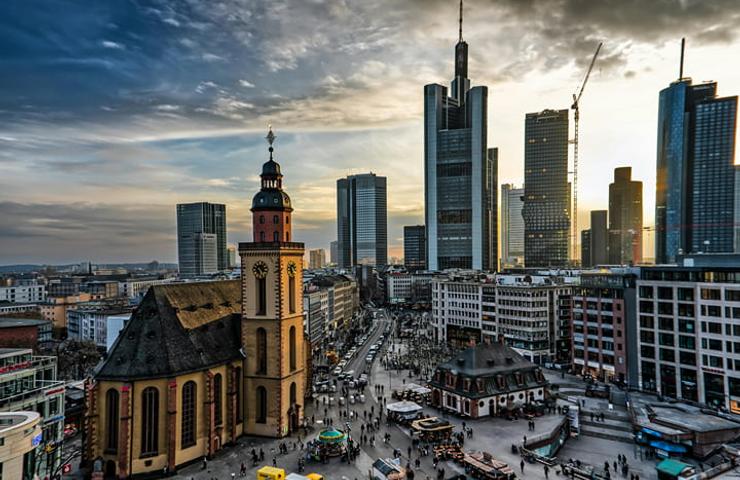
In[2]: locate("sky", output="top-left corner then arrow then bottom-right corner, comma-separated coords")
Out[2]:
1,0 -> 739,265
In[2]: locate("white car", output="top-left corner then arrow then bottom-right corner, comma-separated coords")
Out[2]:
333,367 -> 342,375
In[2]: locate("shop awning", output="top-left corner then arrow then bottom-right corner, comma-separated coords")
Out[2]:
656,459 -> 692,477
650,441 -> 687,453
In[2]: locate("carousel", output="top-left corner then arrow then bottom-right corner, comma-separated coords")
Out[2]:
304,427 -> 349,461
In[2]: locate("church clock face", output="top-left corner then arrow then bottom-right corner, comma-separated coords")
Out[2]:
287,261 -> 297,277
252,261 -> 268,279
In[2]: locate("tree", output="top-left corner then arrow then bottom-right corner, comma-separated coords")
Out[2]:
56,340 -> 101,380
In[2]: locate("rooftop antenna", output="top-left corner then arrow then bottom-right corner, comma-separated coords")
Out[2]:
679,37 -> 685,80
458,0 -> 463,42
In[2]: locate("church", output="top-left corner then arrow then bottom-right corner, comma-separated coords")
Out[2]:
83,128 -> 309,478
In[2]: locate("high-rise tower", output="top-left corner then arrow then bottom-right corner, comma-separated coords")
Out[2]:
655,41 -> 738,263
609,167 -> 643,265
176,202 -> 227,276
424,0 -> 496,271
522,109 -> 570,267
239,127 -> 306,437
336,173 -> 388,268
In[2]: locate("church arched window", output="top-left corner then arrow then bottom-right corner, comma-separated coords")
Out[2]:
256,386 -> 267,423
181,381 -> 196,448
257,277 -> 266,315
214,373 -> 223,426
256,328 -> 267,374
105,388 -> 119,452
289,326 -> 297,371
141,387 -> 159,456
235,367 -> 243,422
290,382 -> 297,405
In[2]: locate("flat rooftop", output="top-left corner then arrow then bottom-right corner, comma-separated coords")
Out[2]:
0,317 -> 49,328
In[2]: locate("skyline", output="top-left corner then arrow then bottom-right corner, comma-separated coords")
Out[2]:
2,1 -> 740,264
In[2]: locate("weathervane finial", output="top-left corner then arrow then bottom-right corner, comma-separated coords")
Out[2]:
266,124 -> 276,160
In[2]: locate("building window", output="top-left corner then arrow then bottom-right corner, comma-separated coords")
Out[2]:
256,328 -> 267,374
273,215 -> 279,224
259,215 -> 265,224
257,278 -> 266,315
105,389 -> 119,453
286,232 -> 290,242
286,216 -> 290,224
256,386 -> 267,423
181,381 -> 196,448
214,373 -> 223,425
290,382 -> 297,405
235,367 -> 243,422
141,387 -> 159,456
260,231 -> 265,242
289,326 -> 297,371
289,276 -> 296,314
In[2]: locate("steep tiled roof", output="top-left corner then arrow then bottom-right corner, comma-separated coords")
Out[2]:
96,280 -> 243,381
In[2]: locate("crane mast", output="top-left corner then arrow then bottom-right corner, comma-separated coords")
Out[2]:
571,42 -> 602,264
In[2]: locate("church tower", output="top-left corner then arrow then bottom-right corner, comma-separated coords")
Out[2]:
240,126 -> 305,437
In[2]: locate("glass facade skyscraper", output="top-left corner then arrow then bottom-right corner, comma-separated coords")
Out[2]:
176,202 -> 227,276
655,78 -> 738,263
403,225 -> 426,272
522,109 -> 570,268
500,184 -> 524,268
424,14 -> 496,271
336,173 -> 388,268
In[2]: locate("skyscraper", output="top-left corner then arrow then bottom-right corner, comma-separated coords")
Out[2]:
424,2 -> 496,271
522,109 -> 570,268
176,202 -> 227,276
580,230 -> 592,268
330,240 -> 339,266
588,210 -> 608,267
655,58 -> 738,263
404,225 -> 426,272
336,173 -> 388,268
609,167 -> 643,265
500,184 -> 524,268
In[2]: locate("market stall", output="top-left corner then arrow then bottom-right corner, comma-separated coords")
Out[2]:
410,416 -> 454,442
463,451 -> 515,480
386,401 -> 423,423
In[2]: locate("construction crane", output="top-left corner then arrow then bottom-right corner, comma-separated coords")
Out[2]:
571,42 -> 602,264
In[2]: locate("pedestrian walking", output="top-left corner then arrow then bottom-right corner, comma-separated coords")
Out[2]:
520,460 -> 525,472
544,464 -> 549,479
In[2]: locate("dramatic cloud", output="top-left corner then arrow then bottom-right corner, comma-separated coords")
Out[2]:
0,0 -> 739,263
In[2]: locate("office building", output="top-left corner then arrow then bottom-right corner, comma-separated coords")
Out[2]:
176,202 -> 227,276
655,74 -> 738,263
581,230 -> 592,269
336,173 -> 388,267
430,271 -> 574,363
0,281 -> 46,304
424,6 -> 496,271
0,349 -> 65,478
522,109 -> 570,268
329,241 -> 339,266
0,318 -> 52,349
501,184 -> 524,268
609,167 -> 643,265
309,249 -> 326,269
581,210 -> 607,268
66,308 -> 132,349
403,225 -> 426,272
571,271 -> 638,384
636,260 -> 740,411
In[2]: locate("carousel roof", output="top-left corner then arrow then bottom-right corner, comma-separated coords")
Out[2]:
318,427 -> 347,443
